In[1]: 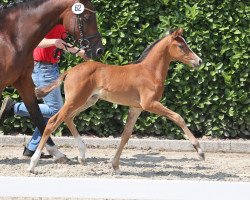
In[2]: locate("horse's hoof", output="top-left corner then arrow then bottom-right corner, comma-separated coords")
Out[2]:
55,156 -> 70,164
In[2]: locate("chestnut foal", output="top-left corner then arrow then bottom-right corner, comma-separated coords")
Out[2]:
28,28 -> 204,174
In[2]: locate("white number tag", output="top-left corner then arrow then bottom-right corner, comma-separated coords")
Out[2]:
72,3 -> 85,14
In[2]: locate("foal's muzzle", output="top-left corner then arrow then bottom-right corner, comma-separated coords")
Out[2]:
198,59 -> 203,66
194,58 -> 203,68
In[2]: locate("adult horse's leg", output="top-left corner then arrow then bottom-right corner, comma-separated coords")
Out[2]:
112,107 -> 142,175
13,76 -> 66,159
0,88 -> 2,111
141,100 -> 205,160
0,88 -> 3,123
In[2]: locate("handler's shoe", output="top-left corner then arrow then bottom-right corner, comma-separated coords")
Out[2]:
23,147 -> 53,159
23,147 -> 36,157
0,97 -> 16,123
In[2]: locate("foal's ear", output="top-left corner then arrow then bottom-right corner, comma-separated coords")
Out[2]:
172,28 -> 183,38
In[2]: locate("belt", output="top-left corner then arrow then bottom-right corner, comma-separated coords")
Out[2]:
34,61 -> 57,65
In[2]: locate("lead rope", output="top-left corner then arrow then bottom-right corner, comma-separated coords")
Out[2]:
53,37 -> 81,60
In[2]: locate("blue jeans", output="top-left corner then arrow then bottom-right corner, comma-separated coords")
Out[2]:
14,62 -> 63,151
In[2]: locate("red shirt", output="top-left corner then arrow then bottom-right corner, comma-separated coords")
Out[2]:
33,25 -> 66,63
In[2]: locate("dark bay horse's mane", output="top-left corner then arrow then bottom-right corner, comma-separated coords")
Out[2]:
0,0 -> 48,13
134,29 -> 174,64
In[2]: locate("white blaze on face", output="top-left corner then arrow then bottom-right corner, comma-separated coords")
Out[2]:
72,3 -> 85,14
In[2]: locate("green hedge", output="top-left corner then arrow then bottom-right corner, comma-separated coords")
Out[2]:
1,0 -> 249,139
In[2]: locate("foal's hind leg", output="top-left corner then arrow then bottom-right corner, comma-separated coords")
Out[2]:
142,100 -> 205,160
28,103 -> 75,172
112,107 -> 142,175
65,118 -> 86,164
65,95 -> 99,164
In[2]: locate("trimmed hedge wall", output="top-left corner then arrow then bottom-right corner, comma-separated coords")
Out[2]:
1,0 -> 249,139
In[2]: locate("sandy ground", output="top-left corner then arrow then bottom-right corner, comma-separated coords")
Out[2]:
0,146 -> 249,182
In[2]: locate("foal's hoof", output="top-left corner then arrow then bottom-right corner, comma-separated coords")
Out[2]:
195,146 -> 205,161
78,157 -> 85,165
27,167 -> 36,174
55,156 -> 71,164
198,152 -> 205,161
112,168 -> 122,175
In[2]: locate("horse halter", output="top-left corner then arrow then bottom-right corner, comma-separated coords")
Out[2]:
54,2 -> 102,59
75,3 -> 101,53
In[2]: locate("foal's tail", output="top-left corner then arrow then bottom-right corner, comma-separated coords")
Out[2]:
35,72 -> 67,99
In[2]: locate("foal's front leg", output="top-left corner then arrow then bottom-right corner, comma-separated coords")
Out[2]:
141,100 -> 205,160
112,107 -> 142,175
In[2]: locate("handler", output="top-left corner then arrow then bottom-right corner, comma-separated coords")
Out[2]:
0,24 -> 89,158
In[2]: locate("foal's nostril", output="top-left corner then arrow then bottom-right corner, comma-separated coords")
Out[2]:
199,59 -> 203,66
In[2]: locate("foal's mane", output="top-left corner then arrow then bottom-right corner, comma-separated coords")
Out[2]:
134,30 -> 173,64
0,0 -> 48,12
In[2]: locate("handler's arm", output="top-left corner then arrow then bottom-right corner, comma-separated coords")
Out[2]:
37,38 -> 89,60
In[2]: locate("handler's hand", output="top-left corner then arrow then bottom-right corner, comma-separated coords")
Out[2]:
54,39 -> 67,49
77,49 -> 90,61
54,39 -> 90,61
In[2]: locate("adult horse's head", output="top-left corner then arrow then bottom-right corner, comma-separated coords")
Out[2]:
168,28 -> 202,68
62,0 -> 104,59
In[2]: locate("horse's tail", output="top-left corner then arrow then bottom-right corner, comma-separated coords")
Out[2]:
35,72 -> 67,99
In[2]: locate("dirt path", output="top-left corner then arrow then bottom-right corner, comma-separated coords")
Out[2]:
0,146 -> 249,182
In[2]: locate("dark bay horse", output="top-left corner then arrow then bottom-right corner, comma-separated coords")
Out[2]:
0,0 -> 104,160
28,28 -> 204,174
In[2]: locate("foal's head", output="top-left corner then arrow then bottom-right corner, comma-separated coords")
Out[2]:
62,0 -> 104,59
168,28 -> 202,68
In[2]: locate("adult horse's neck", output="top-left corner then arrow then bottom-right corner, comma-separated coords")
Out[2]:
140,36 -> 172,83
3,0 -> 74,53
